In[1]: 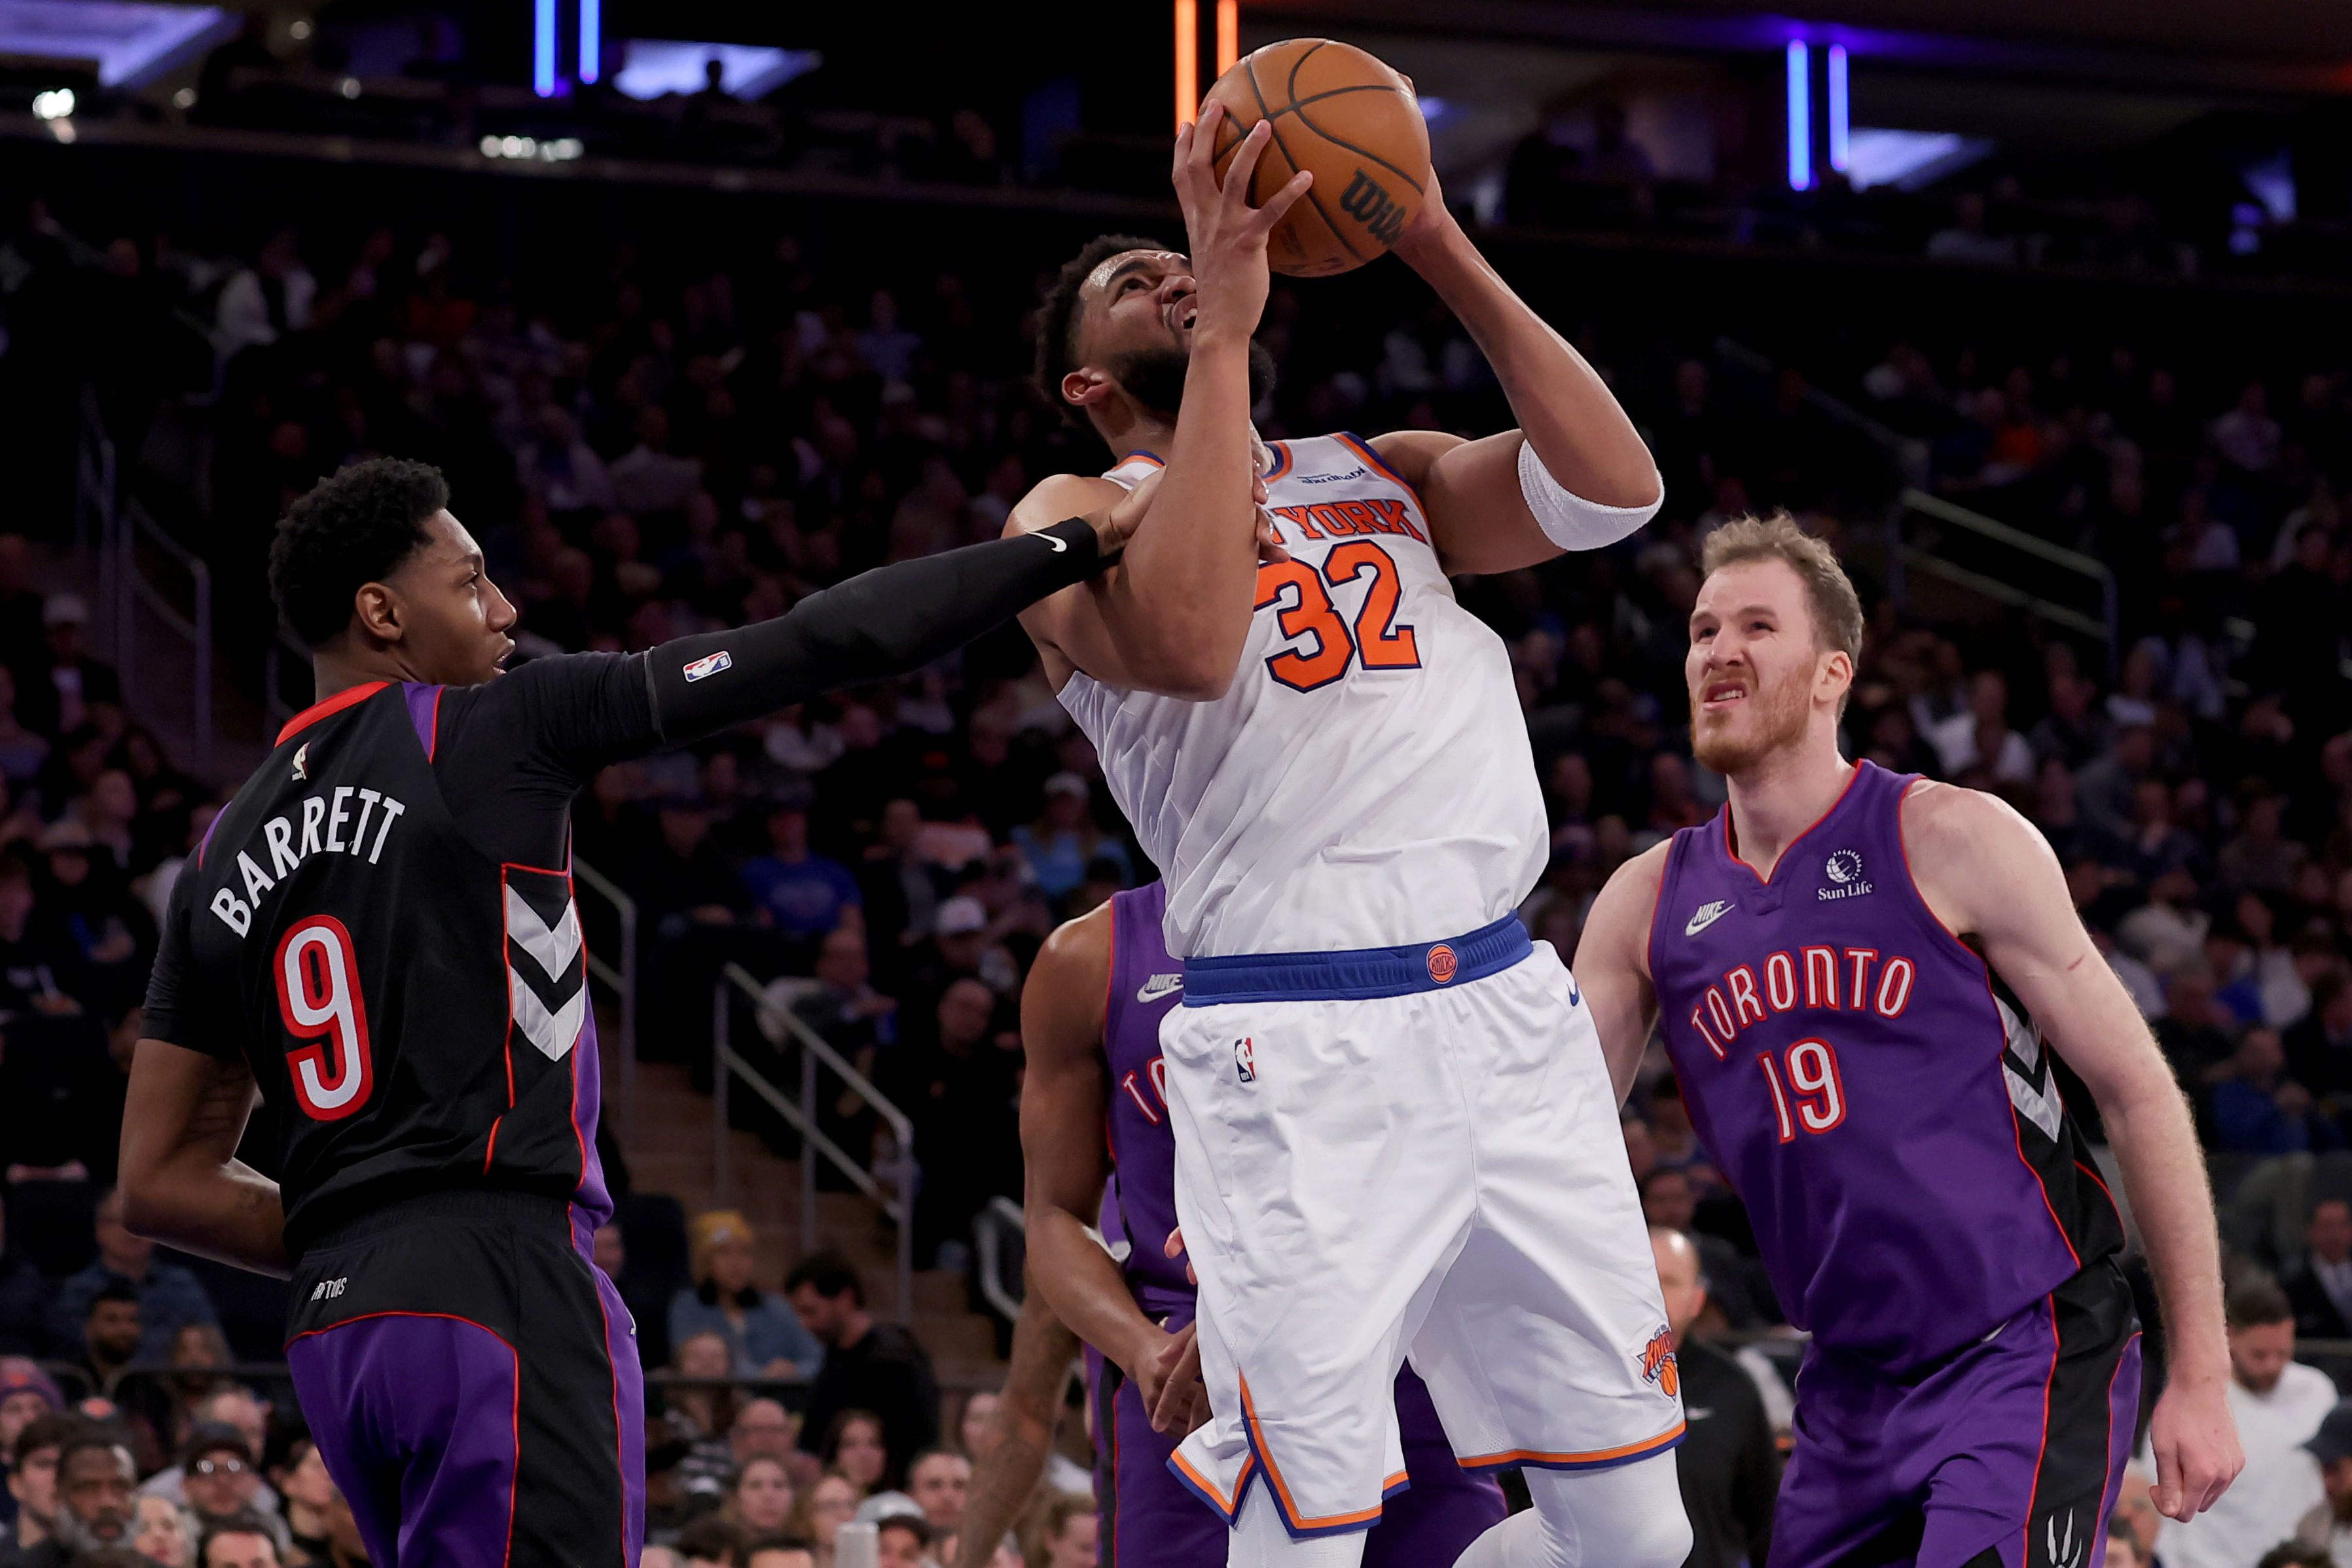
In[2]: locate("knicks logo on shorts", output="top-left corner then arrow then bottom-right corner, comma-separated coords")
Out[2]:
1235,1037 -> 1257,1084
1638,1327 -> 1679,1399
1427,944 -> 1458,984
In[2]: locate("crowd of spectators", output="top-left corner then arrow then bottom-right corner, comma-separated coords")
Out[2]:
1,98 -> 2350,1560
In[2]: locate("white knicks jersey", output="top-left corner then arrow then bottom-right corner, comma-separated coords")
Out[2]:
1060,433 -> 1547,959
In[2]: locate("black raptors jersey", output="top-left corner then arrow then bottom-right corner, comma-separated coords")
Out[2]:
145,662 -> 659,1257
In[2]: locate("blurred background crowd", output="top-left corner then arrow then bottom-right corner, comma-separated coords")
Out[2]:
0,1 -> 2351,1566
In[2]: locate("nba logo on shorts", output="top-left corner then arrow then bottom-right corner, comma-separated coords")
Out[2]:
1638,1326 -> 1679,1399
1426,944 -> 1458,984
1234,1037 -> 1256,1084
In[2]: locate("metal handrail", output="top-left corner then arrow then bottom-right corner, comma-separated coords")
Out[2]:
570,855 -> 639,1147
712,961 -> 916,1324
975,1196 -> 1025,1322
1892,486 -> 2120,671
113,498 -> 213,777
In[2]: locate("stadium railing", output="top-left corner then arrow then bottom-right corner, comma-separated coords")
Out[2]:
712,963 -> 916,1325
1889,488 -> 2120,675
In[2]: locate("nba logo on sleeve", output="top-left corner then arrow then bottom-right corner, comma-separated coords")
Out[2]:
682,650 -> 733,683
1235,1037 -> 1257,1084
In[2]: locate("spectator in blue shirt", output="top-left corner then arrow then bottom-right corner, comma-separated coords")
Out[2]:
2208,1028 -> 2345,1155
50,1187 -> 218,1363
667,1209 -> 824,1380
740,802 -> 862,948
1009,774 -> 1129,905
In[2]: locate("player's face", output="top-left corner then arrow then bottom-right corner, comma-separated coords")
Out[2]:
387,509 -> 518,686
1078,249 -> 1195,368
1687,558 -> 1842,775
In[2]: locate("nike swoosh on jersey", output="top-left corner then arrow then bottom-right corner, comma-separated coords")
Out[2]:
1136,972 -> 1182,1003
1041,531 -> 1068,553
1685,900 -> 1734,936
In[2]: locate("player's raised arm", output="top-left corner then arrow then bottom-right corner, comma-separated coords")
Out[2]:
1018,906 -> 1206,1433
1578,842 -> 1671,1106
1012,105 -> 1311,700
1906,781 -> 2244,1523
1366,171 -> 1662,578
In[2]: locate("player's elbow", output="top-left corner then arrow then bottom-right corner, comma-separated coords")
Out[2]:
117,1166 -> 172,1241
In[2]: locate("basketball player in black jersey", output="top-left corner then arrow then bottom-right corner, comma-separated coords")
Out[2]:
117,457 -> 1138,1568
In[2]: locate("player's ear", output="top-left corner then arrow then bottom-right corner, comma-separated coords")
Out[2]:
1062,366 -> 1113,414
351,580 -> 403,645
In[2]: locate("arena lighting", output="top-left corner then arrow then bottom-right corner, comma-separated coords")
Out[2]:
611,41 -> 816,101
1826,45 -> 1849,173
1174,0 -> 1197,133
1216,0 -> 1237,75
1785,40 -> 1811,190
479,134 -> 584,162
31,86 -> 71,119
0,0 -> 228,86
533,0 -> 556,96
577,0 -> 598,84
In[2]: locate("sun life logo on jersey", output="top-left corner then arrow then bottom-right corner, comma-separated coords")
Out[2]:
1638,1325 -> 1679,1399
1818,849 -> 1873,902
682,650 -> 733,683
290,743 -> 309,781
1136,972 -> 1182,1003
1234,1037 -> 1256,1084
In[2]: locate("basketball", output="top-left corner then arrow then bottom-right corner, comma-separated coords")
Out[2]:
1204,38 -> 1432,277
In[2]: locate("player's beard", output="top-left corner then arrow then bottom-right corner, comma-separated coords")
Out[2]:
1110,338 -> 1278,419
1690,667 -> 1813,776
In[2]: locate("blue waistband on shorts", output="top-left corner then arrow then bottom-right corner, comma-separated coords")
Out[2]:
1180,912 -> 1532,1005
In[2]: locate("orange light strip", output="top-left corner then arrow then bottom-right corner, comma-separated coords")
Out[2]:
1175,0 -> 1198,130
1216,0 -> 1239,75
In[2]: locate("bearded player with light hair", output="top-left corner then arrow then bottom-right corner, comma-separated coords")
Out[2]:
1571,513 -> 2243,1568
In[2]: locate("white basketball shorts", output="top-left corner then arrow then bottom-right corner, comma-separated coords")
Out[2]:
1161,914 -> 1686,1540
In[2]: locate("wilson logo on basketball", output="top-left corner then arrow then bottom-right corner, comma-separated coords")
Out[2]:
1426,944 -> 1458,984
1638,1327 -> 1679,1399
1339,169 -> 1409,245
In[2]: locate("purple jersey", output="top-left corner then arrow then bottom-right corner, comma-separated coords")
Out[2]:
1648,761 -> 2122,1373
1100,880 -> 1193,1317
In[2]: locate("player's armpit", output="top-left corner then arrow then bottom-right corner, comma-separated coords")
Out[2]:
1578,842 -> 1671,1106
120,1040 -> 290,1277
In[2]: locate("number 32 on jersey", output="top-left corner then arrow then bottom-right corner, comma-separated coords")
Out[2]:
1254,542 -> 1420,692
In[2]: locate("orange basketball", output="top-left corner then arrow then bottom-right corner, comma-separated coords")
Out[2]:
1203,38 -> 1431,278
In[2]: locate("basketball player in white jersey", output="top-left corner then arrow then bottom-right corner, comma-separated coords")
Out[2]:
1006,107 -> 1685,1568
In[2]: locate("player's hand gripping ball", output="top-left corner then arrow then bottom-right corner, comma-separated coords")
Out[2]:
1203,38 -> 1432,277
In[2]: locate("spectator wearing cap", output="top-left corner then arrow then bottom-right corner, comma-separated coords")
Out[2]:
170,1425 -> 288,1561
668,1211 -> 825,1381
2144,1280 -> 2336,1568
53,1188 -> 219,1365
1008,774 -> 1127,906
739,800 -> 861,950
140,1392 -> 275,1512
909,897 -> 1016,1011
786,1253 -> 937,1490
2297,1401 -> 2352,1564
16,596 -> 120,742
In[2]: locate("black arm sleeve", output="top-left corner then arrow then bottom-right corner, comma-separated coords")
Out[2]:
648,514 -> 1104,747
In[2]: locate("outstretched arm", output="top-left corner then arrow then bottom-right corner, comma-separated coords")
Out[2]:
1019,906 -> 1208,1433
1372,175 -> 1660,577
1578,844 -> 1670,1105
119,1041 -> 288,1276
1908,781 -> 2241,1523
950,1273 -> 1081,1568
